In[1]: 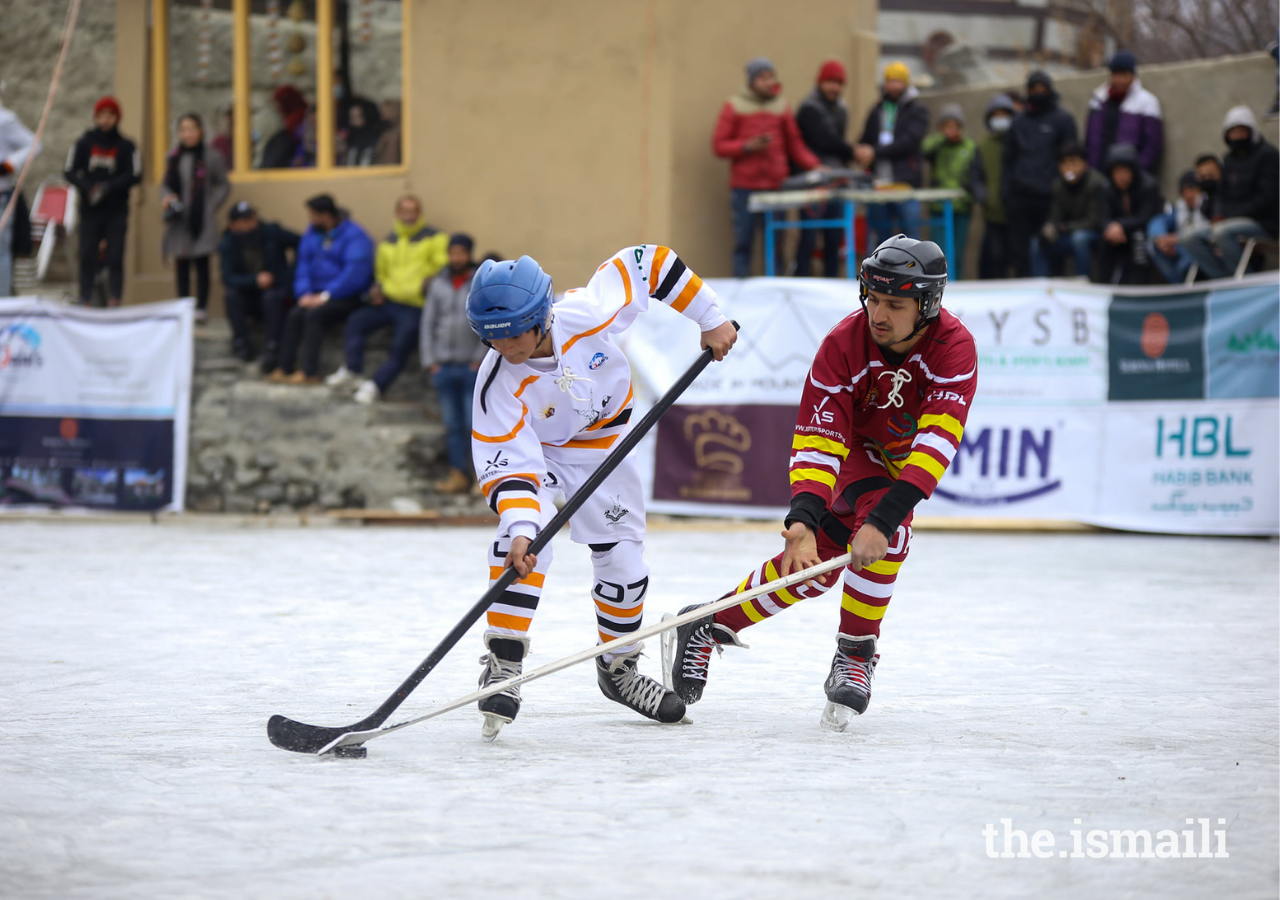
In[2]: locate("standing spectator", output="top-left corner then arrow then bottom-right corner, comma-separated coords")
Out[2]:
712,57 -> 820,277
1084,50 -> 1163,174
921,103 -> 975,278
1182,107 -> 1279,280
971,93 -> 1016,279
794,59 -> 852,278
1098,143 -> 1164,284
1004,71 -> 1078,277
1148,171 -> 1209,285
376,99 -> 402,166
161,113 -> 229,323
1032,142 -> 1106,278
272,194 -> 374,385
420,234 -> 486,494
65,96 -> 140,307
218,201 -> 299,369
0,99 -> 38,297
328,195 -> 446,403
854,61 -> 929,244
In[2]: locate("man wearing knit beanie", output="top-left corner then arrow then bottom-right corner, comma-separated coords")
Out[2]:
65,96 -> 140,306
713,57 -> 820,276
1084,49 -> 1163,173
853,61 -> 929,243
795,59 -> 853,276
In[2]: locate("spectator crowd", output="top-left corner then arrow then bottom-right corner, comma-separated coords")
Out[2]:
711,51 -> 1279,285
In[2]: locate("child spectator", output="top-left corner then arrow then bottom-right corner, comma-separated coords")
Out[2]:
327,195 -> 446,403
1148,171 -> 1209,284
1032,142 -> 1106,278
921,103 -> 975,278
1099,143 -> 1164,284
218,201 -> 299,369
420,234 -> 486,494
971,93 -> 1016,279
65,97 -> 140,307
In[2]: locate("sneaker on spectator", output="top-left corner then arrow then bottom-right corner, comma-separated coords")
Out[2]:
268,368 -> 288,384
353,380 -> 380,405
285,371 -> 320,385
325,365 -> 359,389
194,309 -> 208,324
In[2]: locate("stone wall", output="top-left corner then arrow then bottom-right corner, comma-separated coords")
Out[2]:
186,325 -> 490,518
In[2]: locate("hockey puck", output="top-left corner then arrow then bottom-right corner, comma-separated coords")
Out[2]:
332,745 -> 367,759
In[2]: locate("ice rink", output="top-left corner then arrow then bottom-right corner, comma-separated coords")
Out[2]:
1,520 -> 1276,899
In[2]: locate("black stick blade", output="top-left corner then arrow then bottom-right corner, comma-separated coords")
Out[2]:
268,714 -> 354,754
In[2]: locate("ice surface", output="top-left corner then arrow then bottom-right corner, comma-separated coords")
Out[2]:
0,521 -> 1276,899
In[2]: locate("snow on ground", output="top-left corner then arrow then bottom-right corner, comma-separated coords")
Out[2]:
0,521 -> 1276,899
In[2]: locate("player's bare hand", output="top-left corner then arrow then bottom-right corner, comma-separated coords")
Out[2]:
849,523 -> 889,571
781,522 -> 822,586
701,321 -> 738,361
505,536 -> 537,578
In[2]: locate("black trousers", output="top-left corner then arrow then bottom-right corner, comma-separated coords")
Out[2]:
176,256 -> 211,310
795,201 -> 843,278
224,285 -> 290,345
78,208 -> 128,303
278,293 -> 363,376
978,221 -> 1012,279
1005,192 -> 1052,278
1098,240 -> 1150,285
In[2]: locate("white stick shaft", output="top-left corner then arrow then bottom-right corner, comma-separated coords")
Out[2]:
321,551 -> 853,753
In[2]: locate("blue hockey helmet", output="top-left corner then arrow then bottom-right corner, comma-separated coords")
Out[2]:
466,255 -> 554,342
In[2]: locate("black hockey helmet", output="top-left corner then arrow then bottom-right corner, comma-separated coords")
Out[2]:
858,234 -> 949,321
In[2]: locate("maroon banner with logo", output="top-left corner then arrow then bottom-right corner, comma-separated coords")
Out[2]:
653,404 -> 798,508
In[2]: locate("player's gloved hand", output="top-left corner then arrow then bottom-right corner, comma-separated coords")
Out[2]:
780,521 -> 824,587
505,536 -> 538,579
848,523 -> 889,571
701,321 -> 738,361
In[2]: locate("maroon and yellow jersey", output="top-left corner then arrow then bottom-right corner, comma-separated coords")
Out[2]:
789,307 -> 977,505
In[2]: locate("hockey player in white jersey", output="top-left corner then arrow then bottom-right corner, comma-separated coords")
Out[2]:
466,247 -> 736,739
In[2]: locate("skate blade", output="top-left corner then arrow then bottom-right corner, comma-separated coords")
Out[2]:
480,713 -> 512,743
659,613 -> 676,690
820,701 -> 856,733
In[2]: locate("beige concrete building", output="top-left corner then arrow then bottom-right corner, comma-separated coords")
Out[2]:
86,0 -> 881,312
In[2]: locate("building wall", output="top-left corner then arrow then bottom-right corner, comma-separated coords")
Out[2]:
110,0 -> 877,312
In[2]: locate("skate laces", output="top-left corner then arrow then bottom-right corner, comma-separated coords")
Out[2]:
681,624 -> 720,683
479,653 -> 522,698
554,366 -> 593,401
832,650 -> 878,694
606,655 -> 667,715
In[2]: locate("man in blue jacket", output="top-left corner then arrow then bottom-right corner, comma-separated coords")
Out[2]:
272,194 -> 374,384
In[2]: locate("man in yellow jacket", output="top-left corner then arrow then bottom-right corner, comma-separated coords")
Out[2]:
327,194 -> 448,403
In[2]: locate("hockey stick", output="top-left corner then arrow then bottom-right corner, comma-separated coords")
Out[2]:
318,551 -> 855,755
268,323 -> 738,754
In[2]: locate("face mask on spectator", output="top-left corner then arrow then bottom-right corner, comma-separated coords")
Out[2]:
1063,170 -> 1079,183
1227,136 -> 1252,154
989,116 -> 1011,133
1199,177 -> 1219,193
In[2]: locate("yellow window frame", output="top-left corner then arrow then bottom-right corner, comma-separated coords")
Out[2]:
149,0 -> 410,183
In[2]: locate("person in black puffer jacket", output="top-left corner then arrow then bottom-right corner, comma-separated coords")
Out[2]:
1003,71 -> 1078,277
795,59 -> 853,277
218,201 -> 300,369
1098,143 -> 1164,284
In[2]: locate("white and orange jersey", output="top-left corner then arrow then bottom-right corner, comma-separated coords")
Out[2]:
472,245 -> 726,540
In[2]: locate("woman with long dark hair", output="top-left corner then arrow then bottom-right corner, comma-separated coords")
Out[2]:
161,112 -> 229,321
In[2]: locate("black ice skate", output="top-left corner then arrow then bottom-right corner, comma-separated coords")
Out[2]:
597,646 -> 686,723
821,634 -> 879,732
477,634 -> 529,742
660,603 -> 748,704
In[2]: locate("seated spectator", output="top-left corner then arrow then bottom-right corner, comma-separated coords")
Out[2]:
1084,50 -> 1163,174
271,194 -> 374,385
218,201 -> 300,370
1194,154 -> 1222,214
712,56 -> 820,277
339,97 -> 382,167
921,103 -> 975,278
1032,142 -> 1105,278
1148,171 -> 1209,284
795,59 -> 853,278
327,195 -> 447,403
1182,106 -> 1279,280
855,61 -> 928,244
972,93 -> 1017,279
1098,143 -> 1164,284
420,234 -> 486,494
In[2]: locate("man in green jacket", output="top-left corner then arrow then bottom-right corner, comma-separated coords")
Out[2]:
922,103 -> 976,278
971,94 -> 1017,279
328,194 -> 448,403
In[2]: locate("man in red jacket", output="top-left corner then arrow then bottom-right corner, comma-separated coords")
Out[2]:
713,57 -> 820,277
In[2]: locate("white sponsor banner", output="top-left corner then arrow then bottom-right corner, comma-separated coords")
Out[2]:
0,298 -> 194,512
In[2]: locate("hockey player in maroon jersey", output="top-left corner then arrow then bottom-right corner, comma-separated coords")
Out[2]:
665,235 -> 977,730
